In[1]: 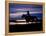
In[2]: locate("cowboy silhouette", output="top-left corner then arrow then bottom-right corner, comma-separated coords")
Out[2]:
22,11 -> 38,24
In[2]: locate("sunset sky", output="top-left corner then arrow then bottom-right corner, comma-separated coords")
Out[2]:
9,3 -> 43,20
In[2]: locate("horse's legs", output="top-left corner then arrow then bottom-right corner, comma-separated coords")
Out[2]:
26,22 -> 29,24
26,20 -> 29,24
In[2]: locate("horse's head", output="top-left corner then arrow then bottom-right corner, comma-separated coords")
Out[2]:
22,14 -> 26,18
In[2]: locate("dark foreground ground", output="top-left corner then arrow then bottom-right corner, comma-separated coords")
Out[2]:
9,21 -> 43,32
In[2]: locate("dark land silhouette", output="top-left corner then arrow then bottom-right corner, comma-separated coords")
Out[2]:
9,21 -> 42,32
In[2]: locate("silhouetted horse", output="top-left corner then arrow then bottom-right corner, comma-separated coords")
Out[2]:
22,14 -> 38,24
